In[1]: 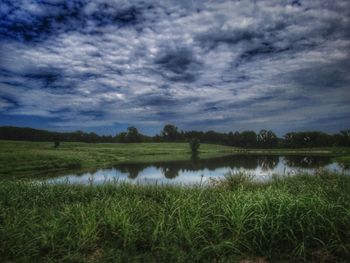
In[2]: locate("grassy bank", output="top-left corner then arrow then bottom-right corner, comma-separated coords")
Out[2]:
233,148 -> 350,166
334,155 -> 350,166
234,147 -> 350,155
0,140 -> 235,179
0,171 -> 350,262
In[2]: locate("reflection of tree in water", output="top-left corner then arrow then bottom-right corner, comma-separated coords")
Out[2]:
257,156 -> 279,171
108,155 -> 341,181
113,155 -> 340,180
118,164 -> 146,179
160,167 -> 179,179
226,155 -> 258,170
117,162 -> 183,179
191,153 -> 200,163
283,156 -> 332,168
114,155 -> 284,180
339,163 -> 350,170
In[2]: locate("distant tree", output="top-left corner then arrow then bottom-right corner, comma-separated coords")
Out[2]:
229,131 -> 241,147
205,130 -> 224,144
73,130 -> 85,141
240,131 -> 257,148
283,132 -> 297,148
86,132 -> 99,143
54,140 -> 60,148
189,138 -> 200,154
257,129 -> 278,148
125,126 -> 142,143
161,124 -> 180,141
283,131 -> 333,148
115,132 -> 127,143
153,134 -> 163,142
2,125 -> 350,148
340,130 -> 350,138
334,130 -> 350,147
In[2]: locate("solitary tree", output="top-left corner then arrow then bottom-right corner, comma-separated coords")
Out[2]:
189,138 -> 200,154
54,140 -> 60,148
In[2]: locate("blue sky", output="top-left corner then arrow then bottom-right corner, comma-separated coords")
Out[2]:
0,0 -> 349,135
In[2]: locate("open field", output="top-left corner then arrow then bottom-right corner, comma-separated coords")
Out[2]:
1,172 -> 350,262
1,140 -> 349,180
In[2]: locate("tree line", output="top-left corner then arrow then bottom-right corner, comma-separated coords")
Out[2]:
0,125 -> 349,148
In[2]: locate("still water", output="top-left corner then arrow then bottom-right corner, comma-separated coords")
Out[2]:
44,155 -> 349,185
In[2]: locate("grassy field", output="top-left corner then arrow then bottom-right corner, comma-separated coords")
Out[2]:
0,140 -> 236,179
1,171 -> 350,262
1,141 -> 350,262
1,140 -> 349,180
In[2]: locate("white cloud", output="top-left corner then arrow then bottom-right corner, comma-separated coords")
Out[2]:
0,0 -> 349,134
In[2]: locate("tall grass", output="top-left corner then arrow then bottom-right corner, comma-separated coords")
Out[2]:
1,172 -> 350,262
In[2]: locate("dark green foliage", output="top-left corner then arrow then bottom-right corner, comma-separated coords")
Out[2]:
334,130 -> 350,147
1,172 -> 350,262
239,131 -> 258,148
161,124 -> 180,141
189,138 -> 200,154
283,131 -> 334,148
0,126 -> 113,143
257,129 -> 278,148
115,127 -> 152,143
1,126 -> 350,148
125,126 -> 142,143
54,140 -> 60,148
114,131 -> 127,142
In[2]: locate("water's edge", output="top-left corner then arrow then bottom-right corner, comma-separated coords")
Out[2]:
42,154 -> 349,186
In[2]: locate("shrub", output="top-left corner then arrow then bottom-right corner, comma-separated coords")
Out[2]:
189,138 -> 200,154
54,140 -> 60,148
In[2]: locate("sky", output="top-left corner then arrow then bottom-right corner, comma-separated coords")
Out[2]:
0,0 -> 349,136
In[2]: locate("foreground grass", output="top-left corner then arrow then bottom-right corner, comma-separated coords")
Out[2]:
1,172 -> 350,262
0,140 -> 235,179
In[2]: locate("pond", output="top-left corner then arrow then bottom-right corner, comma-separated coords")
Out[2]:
44,154 -> 349,185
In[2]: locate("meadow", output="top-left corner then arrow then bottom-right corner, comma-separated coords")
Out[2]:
1,140 -> 350,262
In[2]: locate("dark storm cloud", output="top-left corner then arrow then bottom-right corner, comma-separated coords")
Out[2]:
139,94 -> 178,107
154,46 -> 202,82
0,0 -> 349,134
23,68 -> 64,88
0,96 -> 18,111
0,0 -> 147,43
286,60 -> 350,90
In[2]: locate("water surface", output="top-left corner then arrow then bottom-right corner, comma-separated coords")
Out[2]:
44,154 -> 349,185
